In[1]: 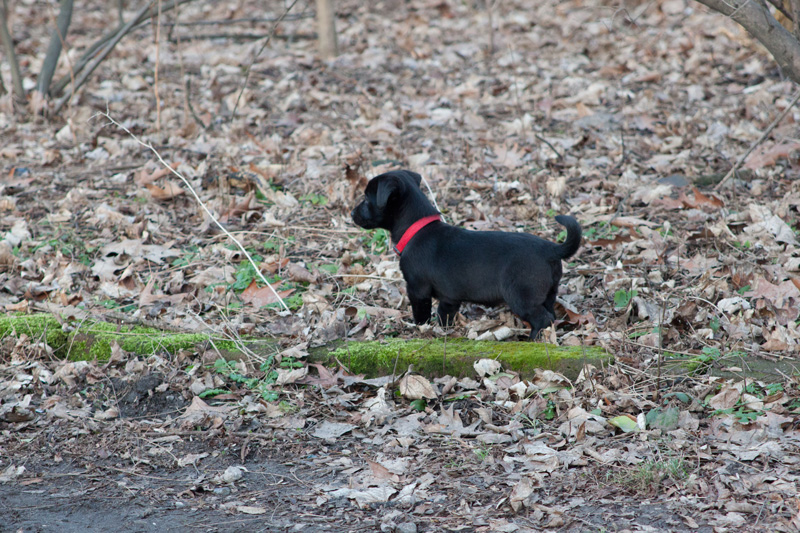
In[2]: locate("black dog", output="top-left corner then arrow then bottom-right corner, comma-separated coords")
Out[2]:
351,170 -> 581,339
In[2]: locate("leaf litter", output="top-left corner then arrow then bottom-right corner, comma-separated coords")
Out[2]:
1,0 -> 800,531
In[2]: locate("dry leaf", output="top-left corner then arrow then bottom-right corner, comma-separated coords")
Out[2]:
240,279 -> 295,308
145,180 -> 184,200
398,374 -> 438,400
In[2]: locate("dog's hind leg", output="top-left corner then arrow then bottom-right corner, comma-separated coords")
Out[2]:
436,300 -> 461,327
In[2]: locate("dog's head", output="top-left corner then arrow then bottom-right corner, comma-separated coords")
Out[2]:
351,170 -> 423,230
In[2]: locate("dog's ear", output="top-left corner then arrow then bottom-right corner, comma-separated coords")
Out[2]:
375,175 -> 403,210
402,171 -> 422,186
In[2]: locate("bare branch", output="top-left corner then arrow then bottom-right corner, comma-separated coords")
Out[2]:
52,1 -> 156,115
50,0 -> 197,99
715,90 -> 800,190
768,0 -> 793,22
231,0 -> 299,121
694,0 -> 800,83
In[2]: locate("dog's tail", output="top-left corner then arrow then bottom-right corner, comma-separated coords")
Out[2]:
554,215 -> 582,259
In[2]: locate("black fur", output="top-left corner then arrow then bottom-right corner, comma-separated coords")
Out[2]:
351,170 -> 581,339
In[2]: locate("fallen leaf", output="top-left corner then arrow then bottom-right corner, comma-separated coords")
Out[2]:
240,279 -> 295,308
744,141 -> 800,169
474,359 -> 502,377
312,421 -> 356,440
608,414 -> 640,433
275,366 -> 308,385
707,385 -> 740,410
398,374 -> 438,400
237,506 -> 266,515
0,465 -> 25,483
287,262 -> 317,283
145,180 -> 184,200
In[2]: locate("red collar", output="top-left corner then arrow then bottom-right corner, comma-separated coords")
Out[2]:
394,214 -> 442,255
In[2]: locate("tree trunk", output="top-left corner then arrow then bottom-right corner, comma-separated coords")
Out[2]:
316,0 -> 338,59
37,0 -> 73,97
694,0 -> 800,84
0,0 -> 24,100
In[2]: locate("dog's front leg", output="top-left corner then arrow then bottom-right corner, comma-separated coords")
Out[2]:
437,300 -> 461,327
408,295 -> 433,324
525,308 -> 555,341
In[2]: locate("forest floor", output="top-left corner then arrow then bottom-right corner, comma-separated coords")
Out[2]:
1,0 -> 799,531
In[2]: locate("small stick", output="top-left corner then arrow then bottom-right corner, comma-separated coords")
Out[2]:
655,299 -> 666,403
487,0 -> 497,56
419,176 -> 445,221
231,0 -> 299,121
715,89 -> 800,190
154,0 -> 163,132
442,329 -> 447,375
534,133 -> 563,161
94,110 -> 291,312
163,14 -> 312,27
581,336 -> 596,396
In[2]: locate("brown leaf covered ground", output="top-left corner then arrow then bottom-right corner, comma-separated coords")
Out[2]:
1,0 -> 800,531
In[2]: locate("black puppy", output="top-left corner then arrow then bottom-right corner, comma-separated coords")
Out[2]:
351,170 -> 581,339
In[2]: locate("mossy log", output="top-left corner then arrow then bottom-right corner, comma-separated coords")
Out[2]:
314,338 -> 613,380
0,313 -> 269,361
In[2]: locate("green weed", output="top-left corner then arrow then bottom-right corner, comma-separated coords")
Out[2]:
473,443 -> 491,461
608,458 -> 688,493
300,193 -> 329,206
614,289 -> 637,310
204,355 -> 301,402
361,228 -> 390,254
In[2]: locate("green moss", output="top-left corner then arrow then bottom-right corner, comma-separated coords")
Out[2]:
0,314 -> 69,353
0,313 -> 271,361
318,338 -> 612,380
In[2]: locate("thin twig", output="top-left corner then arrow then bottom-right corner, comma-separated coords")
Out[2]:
168,31 -> 316,43
231,0 -> 299,122
183,78 -> 209,130
174,0 -> 190,127
534,133 -> 564,160
420,176 -> 445,221
163,14 -> 312,26
442,330 -> 447,375
487,0 -> 497,56
154,0 -> 163,132
53,1 -> 155,115
715,89 -> 800,190
94,110 -> 291,312
51,0 -> 197,101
